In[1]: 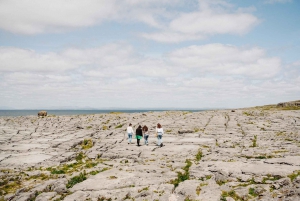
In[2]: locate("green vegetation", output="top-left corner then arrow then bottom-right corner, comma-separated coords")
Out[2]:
243,111 -> 254,116
85,162 -> 97,168
76,152 -> 84,161
251,135 -> 257,147
86,126 -> 92,129
89,170 -> 100,175
170,159 -> 192,188
102,125 -> 108,130
288,170 -> 300,181
195,149 -> 203,161
0,180 -> 21,196
50,168 -> 65,174
248,188 -> 258,197
115,124 -> 123,129
98,197 -> 112,201
196,183 -> 208,195
66,172 -> 87,188
262,175 -> 281,184
138,186 -> 149,193
221,190 -> 241,200
82,139 -> 93,150
243,154 -> 273,160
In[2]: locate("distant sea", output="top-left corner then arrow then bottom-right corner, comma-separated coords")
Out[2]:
0,110 -> 206,117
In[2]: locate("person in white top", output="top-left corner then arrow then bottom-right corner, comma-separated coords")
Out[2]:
156,123 -> 164,147
127,123 -> 134,144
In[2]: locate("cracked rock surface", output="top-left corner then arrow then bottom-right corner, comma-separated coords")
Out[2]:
0,109 -> 300,201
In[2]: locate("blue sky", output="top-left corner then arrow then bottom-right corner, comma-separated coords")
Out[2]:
0,0 -> 299,109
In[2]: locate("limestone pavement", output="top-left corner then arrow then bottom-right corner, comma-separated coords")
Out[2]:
0,109 -> 300,200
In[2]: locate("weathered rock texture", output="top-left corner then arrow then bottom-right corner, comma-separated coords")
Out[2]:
277,100 -> 300,107
0,109 -> 300,200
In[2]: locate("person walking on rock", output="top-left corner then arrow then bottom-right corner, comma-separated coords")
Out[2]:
156,123 -> 164,147
136,125 -> 143,146
143,125 -> 149,145
127,123 -> 134,144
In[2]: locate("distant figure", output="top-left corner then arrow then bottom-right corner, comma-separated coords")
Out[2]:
127,123 -> 134,144
136,125 -> 143,146
143,125 -> 149,145
156,123 -> 164,147
38,111 -> 47,117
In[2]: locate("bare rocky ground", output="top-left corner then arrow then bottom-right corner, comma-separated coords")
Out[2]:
0,109 -> 300,201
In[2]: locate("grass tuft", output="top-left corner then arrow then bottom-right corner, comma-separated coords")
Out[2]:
66,172 -> 87,188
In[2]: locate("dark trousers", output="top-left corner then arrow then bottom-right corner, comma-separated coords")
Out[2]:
137,139 -> 140,146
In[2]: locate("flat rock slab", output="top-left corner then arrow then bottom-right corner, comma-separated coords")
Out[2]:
241,163 -> 299,177
1,143 -> 50,151
177,138 -> 215,144
264,156 -> 300,166
1,153 -> 53,165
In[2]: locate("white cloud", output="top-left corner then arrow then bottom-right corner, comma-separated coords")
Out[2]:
0,47 -> 75,72
0,43 -> 282,79
141,0 -> 259,43
167,44 -> 281,78
0,0 -> 118,34
0,0 -> 174,35
0,0 -> 259,44
1,42 -> 299,109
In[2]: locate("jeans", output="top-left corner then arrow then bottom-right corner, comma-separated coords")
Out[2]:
128,133 -> 132,143
157,134 -> 162,145
144,135 -> 149,144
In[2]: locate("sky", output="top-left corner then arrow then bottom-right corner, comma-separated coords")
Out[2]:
0,0 -> 299,109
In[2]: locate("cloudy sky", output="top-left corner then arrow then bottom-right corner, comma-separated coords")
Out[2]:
0,0 -> 299,109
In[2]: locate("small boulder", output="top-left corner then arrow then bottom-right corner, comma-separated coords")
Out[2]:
38,111 -> 47,117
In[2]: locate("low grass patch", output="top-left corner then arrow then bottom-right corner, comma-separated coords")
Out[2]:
288,170 -> 300,181
170,159 -> 192,188
248,188 -> 258,197
66,172 -> 87,188
82,139 -> 93,150
138,186 -> 149,193
195,149 -> 203,161
250,135 -> 257,147
50,168 -> 65,174
89,170 -> 100,175
115,124 -> 123,129
221,190 -> 241,201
